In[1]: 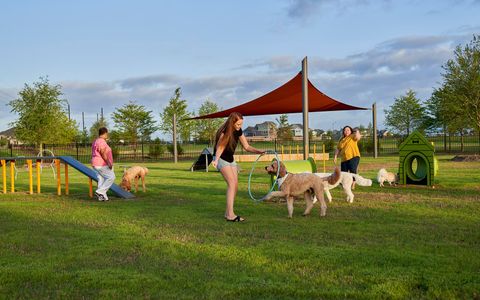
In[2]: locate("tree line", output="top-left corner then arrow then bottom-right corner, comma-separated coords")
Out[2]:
6,35 -> 480,152
384,35 -> 480,139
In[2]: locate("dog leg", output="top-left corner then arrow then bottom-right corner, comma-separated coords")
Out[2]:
303,192 -> 314,216
287,196 -> 294,218
142,175 -> 146,192
264,191 -> 284,202
325,189 -> 333,202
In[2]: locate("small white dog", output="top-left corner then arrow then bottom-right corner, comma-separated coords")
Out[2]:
314,172 -> 372,203
377,168 -> 398,187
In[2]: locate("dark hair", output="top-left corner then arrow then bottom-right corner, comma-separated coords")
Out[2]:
98,127 -> 108,136
341,126 -> 353,138
215,112 -> 243,152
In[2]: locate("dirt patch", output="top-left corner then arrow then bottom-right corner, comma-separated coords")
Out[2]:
451,155 -> 480,162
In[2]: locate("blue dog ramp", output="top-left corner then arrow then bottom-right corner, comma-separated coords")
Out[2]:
59,156 -> 135,199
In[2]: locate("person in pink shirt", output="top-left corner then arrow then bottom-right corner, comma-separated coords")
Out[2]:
91,127 -> 115,201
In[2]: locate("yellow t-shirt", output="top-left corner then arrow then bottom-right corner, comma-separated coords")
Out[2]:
337,135 -> 360,162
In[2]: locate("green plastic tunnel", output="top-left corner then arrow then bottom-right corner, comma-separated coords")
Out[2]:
270,157 -> 317,186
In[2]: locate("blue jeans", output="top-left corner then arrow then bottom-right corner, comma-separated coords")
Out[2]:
93,166 -> 116,199
341,156 -> 360,174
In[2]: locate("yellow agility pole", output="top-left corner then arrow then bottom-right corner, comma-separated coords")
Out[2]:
27,160 -> 33,194
55,159 -> 61,196
10,160 -> 15,193
322,144 -> 326,173
281,145 -> 284,161
36,160 -> 41,194
313,143 -> 316,161
89,178 -> 93,198
1,160 -> 6,194
65,163 -> 69,195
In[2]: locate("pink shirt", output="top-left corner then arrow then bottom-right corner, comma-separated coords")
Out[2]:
91,138 -> 113,167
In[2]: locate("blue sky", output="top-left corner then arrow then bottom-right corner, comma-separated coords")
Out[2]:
1,0 -> 479,137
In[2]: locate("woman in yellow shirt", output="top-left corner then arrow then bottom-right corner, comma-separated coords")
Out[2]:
334,126 -> 362,179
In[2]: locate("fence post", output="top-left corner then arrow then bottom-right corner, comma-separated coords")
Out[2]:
76,141 -> 79,161
142,139 -> 144,162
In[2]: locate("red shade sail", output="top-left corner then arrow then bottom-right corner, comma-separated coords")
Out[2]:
189,72 -> 367,120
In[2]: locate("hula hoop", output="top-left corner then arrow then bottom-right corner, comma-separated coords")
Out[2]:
248,150 -> 281,202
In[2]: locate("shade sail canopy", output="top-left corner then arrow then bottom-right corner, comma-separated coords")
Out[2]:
189,72 -> 367,120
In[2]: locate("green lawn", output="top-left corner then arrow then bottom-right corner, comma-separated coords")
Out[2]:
0,155 -> 479,299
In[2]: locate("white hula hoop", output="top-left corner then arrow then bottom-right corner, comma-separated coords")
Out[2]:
248,150 -> 281,202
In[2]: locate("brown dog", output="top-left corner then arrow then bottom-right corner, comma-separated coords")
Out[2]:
264,160 -> 341,218
120,166 -> 149,192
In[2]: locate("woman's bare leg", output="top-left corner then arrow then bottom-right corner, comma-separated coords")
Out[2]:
220,165 -> 241,220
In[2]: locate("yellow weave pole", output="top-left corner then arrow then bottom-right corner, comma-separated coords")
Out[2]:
89,178 -> 93,198
36,160 -> 41,193
10,160 -> 15,193
55,159 -> 61,196
27,160 -> 33,194
289,145 -> 292,160
1,160 -> 6,194
281,145 -> 284,161
322,144 -> 326,173
64,163 -> 69,195
313,144 -> 316,161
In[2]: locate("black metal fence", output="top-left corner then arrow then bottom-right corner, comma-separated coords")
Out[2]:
1,134 -> 479,163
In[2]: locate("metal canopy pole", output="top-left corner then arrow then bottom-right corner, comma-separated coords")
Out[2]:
302,57 -> 309,160
372,103 -> 378,158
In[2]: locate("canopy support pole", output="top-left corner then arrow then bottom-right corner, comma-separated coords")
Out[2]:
302,57 -> 309,160
372,102 -> 378,158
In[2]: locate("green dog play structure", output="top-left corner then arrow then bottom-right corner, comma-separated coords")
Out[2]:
398,131 -> 436,186
270,157 -> 317,185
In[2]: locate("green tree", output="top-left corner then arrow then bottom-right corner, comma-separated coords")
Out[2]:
384,89 -> 425,136
194,99 -> 224,144
112,101 -> 157,157
8,77 -> 78,151
275,114 -> 292,141
89,116 -> 109,141
159,88 -> 192,142
440,35 -> 480,135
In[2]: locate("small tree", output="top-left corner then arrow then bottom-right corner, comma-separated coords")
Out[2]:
194,99 -> 224,144
89,116 -> 109,141
159,88 -> 193,142
384,89 -> 425,136
276,114 -> 292,141
8,77 -> 78,151
112,101 -> 157,157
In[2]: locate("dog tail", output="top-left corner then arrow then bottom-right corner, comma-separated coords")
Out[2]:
327,167 -> 341,185
352,174 -> 372,186
144,167 -> 149,174
377,168 -> 387,183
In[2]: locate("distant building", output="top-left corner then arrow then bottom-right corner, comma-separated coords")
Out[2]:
0,128 -> 20,145
244,122 -> 277,141
290,124 -> 304,137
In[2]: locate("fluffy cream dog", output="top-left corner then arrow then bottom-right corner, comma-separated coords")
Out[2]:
264,160 -> 340,218
377,168 -> 398,187
314,172 -> 372,203
120,166 -> 149,192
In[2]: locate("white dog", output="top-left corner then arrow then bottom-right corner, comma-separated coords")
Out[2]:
314,172 -> 372,203
377,168 -> 398,187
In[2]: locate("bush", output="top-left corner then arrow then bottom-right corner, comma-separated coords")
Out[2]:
167,143 -> 184,155
149,142 -> 165,158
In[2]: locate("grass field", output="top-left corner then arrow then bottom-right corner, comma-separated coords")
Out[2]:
0,155 -> 479,299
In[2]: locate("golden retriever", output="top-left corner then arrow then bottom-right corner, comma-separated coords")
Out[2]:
264,160 -> 340,218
